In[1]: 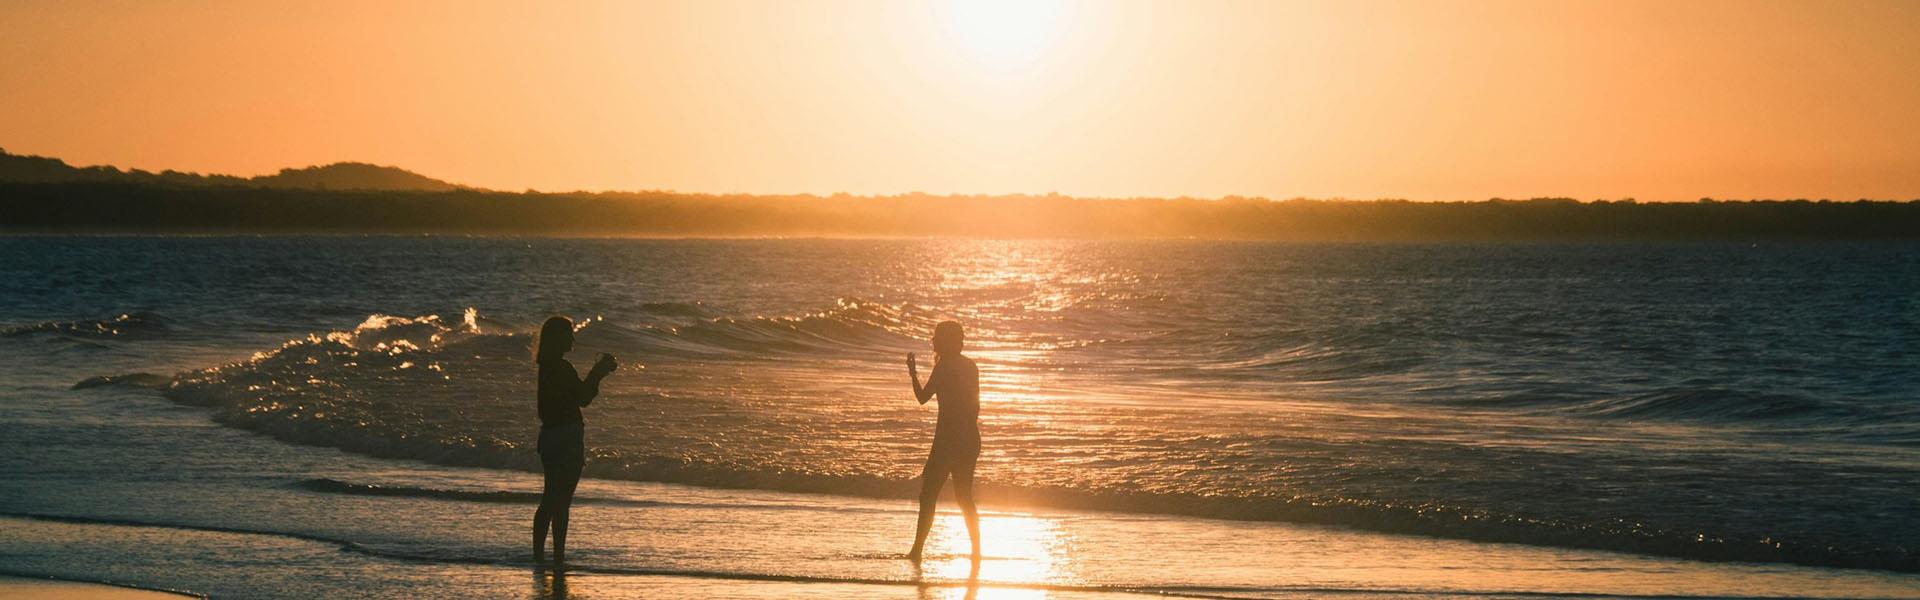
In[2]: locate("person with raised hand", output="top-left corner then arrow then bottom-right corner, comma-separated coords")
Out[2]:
904,320 -> 982,563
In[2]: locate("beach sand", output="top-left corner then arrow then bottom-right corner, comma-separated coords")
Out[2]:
0,575 -> 197,599
0,516 -> 1161,599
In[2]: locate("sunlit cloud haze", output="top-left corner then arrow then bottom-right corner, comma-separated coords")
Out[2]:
3,0 -> 1918,200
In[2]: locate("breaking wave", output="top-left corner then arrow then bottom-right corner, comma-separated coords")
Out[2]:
72,303 -> 1918,573
4,312 -> 171,339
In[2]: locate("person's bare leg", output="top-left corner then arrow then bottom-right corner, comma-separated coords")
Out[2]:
533,467 -> 560,563
952,464 -> 981,559
551,464 -> 582,565
907,458 -> 948,562
533,503 -> 550,563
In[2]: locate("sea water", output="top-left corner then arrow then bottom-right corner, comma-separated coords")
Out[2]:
1,236 -> 1916,599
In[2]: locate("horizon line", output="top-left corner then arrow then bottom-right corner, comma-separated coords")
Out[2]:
6,145 -> 1918,204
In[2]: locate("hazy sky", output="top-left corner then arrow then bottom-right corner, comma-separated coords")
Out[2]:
4,0 -> 1918,200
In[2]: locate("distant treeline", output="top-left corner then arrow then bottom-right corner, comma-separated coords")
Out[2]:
3,181 -> 1918,239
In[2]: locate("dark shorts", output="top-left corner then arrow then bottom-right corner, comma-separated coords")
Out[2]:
923,435 -> 980,479
538,422 -> 585,469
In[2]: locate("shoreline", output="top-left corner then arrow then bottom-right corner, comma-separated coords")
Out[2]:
9,498 -> 1920,600
0,574 -> 200,599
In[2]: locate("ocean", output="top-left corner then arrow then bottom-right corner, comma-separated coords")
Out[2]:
2,236 -> 1916,599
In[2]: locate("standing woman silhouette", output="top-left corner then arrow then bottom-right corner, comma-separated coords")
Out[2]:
532,316 -> 619,566
905,320 -> 982,562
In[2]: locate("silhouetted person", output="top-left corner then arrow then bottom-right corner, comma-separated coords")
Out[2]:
905,320 -> 982,562
532,316 -> 619,566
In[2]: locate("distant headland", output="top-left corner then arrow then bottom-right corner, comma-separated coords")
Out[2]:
0,148 -> 461,192
2,148 -> 1916,239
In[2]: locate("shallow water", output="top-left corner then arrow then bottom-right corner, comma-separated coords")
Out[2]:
1,236 -> 1917,597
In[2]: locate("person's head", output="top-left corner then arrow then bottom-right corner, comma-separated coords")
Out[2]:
535,316 -> 574,363
932,320 -> 964,356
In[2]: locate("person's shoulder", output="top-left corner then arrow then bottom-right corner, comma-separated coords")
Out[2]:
540,358 -> 578,372
957,354 -> 979,371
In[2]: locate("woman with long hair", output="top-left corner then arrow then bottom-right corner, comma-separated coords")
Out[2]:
532,316 -> 619,565
904,320 -> 982,562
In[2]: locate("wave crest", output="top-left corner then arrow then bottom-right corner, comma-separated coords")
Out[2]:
3,312 -> 170,339
1562,388 -> 1868,424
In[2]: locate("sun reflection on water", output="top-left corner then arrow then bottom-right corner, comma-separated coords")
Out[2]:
915,512 -> 1075,599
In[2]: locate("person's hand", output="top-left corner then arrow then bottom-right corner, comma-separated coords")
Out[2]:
594,353 -> 619,375
906,352 -> 918,375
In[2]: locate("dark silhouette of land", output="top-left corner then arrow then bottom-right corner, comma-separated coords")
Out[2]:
3,148 -> 1917,239
0,147 -> 460,191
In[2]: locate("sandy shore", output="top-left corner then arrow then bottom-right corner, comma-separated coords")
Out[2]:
0,575 -> 196,599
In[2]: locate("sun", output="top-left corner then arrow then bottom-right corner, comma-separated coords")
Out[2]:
933,0 -> 1068,70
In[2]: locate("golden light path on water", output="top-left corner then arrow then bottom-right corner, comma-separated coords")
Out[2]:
916,514 -> 1072,599
926,240 -> 1114,409
901,245 -> 1085,597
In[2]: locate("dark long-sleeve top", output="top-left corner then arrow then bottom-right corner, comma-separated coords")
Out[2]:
537,358 -> 598,426
926,355 -> 981,446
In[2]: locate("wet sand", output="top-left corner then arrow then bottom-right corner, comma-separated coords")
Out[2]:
0,575 -> 197,599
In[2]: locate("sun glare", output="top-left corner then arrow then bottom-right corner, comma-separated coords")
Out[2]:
933,0 -> 1068,70
920,513 -> 1072,594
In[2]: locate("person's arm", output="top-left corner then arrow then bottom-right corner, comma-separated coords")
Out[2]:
908,353 -> 941,405
578,354 -> 617,407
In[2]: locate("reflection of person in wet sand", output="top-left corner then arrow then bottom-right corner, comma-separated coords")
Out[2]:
532,569 -> 570,600
532,316 -> 620,566
914,560 -> 983,600
905,320 -> 982,562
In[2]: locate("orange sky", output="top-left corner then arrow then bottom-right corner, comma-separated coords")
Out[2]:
3,0 -> 1918,200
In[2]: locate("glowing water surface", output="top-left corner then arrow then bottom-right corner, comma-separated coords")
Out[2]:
2,237 -> 1917,597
